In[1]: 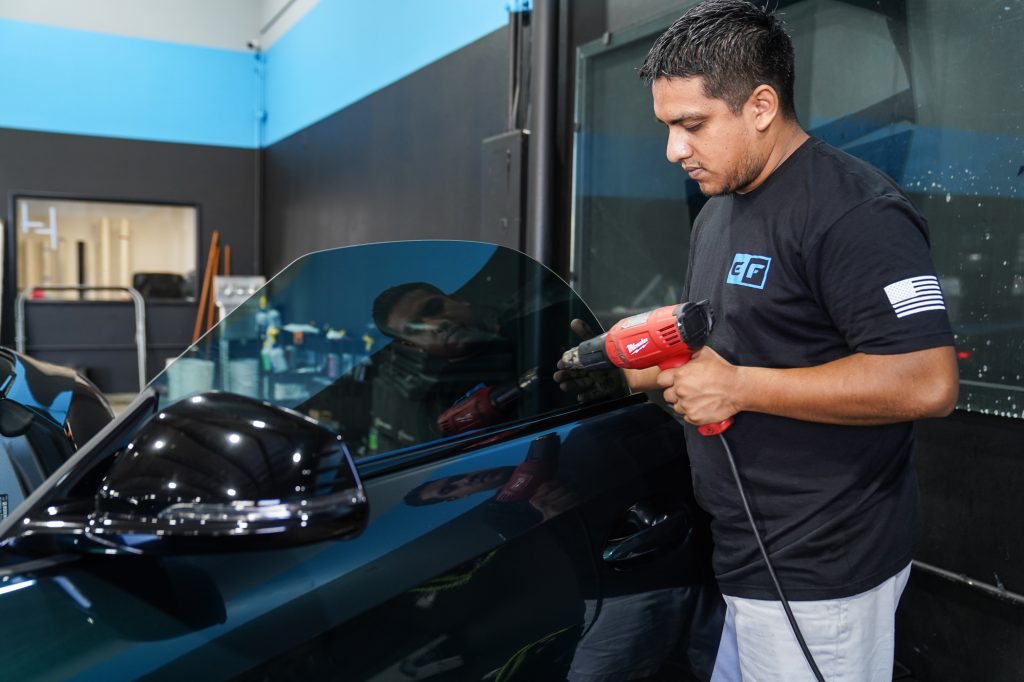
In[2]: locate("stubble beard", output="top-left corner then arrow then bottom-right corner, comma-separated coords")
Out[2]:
699,148 -> 765,197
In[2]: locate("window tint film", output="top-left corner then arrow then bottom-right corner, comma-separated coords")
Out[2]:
574,1 -> 1024,418
572,21 -> 702,330
149,241 -> 616,464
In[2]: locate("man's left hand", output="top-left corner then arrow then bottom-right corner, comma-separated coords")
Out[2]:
656,346 -> 741,426
554,318 -> 625,402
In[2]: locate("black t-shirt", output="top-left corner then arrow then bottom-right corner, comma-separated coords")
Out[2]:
682,137 -> 954,600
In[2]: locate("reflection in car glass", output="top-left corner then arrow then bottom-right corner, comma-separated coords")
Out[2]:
151,242 -> 615,462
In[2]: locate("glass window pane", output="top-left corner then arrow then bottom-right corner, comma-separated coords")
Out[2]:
150,241 -> 617,465
573,0 -> 1024,418
573,23 -> 703,329
16,198 -> 197,301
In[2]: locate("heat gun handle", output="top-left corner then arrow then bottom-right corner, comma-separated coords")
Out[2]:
656,358 -> 734,436
656,356 -> 690,370
697,417 -> 733,437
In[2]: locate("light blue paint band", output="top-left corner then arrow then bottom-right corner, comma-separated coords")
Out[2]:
0,1 -> 509,148
262,0 -> 509,146
0,18 -> 258,148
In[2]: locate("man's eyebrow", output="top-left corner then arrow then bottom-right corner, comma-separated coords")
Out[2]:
657,111 -> 705,126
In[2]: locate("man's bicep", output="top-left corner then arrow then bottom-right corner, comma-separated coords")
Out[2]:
810,196 -> 954,355
855,345 -> 959,417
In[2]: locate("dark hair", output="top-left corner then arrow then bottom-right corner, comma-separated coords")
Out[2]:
371,281 -> 445,338
638,0 -> 797,119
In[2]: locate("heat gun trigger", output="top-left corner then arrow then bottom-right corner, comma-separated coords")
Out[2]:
656,355 -> 734,436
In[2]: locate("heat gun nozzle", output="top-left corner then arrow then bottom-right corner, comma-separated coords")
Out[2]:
560,347 -> 582,370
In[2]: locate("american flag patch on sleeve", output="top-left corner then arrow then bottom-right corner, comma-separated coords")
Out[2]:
883,276 -> 946,318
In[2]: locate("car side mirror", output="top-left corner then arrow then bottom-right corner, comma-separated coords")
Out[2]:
7,392 -> 368,555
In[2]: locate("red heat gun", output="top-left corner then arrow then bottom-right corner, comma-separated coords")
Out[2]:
560,301 -> 732,436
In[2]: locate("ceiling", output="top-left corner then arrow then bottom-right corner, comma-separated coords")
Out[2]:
0,0 -> 319,51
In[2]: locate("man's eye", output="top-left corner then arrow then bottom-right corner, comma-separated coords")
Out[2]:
685,122 -> 703,132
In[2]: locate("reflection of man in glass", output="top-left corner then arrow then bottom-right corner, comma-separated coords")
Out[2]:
369,274 -> 613,455
405,467 -> 514,504
407,433 -> 574,515
404,467 -> 579,521
372,282 -> 505,358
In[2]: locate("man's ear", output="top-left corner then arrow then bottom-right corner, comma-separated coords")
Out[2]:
748,84 -> 780,132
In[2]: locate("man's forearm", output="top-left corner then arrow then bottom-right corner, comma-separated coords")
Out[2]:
660,345 -> 959,426
736,348 -> 958,424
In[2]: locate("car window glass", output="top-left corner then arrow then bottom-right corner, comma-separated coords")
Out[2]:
149,241 -> 616,464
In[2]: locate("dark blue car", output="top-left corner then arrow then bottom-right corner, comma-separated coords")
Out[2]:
0,241 -> 722,681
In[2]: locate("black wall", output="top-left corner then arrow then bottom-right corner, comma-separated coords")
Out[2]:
261,29 -> 509,277
0,127 -> 258,349
20,299 -> 197,393
897,412 -> 1024,681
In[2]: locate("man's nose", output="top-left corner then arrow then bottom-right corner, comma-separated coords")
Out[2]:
666,130 -> 693,163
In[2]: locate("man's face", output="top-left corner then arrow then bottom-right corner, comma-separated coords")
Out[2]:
386,287 -> 496,358
652,76 -> 766,196
415,468 -> 510,503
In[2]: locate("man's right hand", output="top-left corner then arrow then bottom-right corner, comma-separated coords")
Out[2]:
553,319 -> 626,402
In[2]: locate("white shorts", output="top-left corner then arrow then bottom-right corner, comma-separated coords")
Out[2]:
710,563 -> 912,682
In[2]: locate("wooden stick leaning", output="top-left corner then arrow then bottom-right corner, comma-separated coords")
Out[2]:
193,230 -> 220,343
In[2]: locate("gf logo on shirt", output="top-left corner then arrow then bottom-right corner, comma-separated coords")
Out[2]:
726,253 -> 772,289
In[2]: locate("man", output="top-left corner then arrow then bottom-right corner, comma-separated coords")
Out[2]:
626,1 -> 958,679
372,277 -> 598,450
367,282 -> 520,449
372,282 -> 506,359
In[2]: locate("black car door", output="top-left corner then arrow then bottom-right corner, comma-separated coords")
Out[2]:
0,241 -> 723,681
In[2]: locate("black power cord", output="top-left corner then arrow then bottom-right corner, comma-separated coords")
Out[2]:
717,433 -> 826,682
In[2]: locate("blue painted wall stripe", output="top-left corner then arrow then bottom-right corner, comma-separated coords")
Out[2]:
0,2 -> 508,148
0,18 -> 257,148
262,0 -> 508,146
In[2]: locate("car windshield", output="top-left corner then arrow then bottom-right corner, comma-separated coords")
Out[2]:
149,241 -> 613,464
